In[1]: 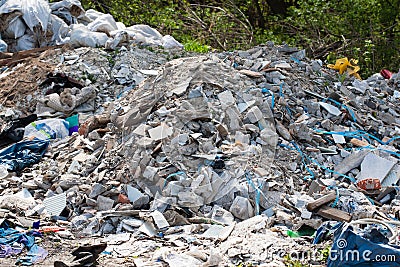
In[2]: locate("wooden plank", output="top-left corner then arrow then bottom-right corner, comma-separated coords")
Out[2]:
0,45 -> 64,67
376,187 -> 395,202
317,205 -> 352,222
307,191 -> 337,211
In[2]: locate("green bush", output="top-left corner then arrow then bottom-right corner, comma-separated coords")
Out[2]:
74,0 -> 399,77
281,0 -> 400,76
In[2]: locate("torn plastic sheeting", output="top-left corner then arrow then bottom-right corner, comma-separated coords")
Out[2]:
48,14 -> 70,44
326,223 -> 400,267
0,224 -> 46,264
0,114 -> 38,148
15,33 -> 35,51
0,0 -> 51,32
87,13 -> 118,34
22,0 -> 51,32
0,139 -> 49,171
50,0 -> 85,25
3,16 -> 26,39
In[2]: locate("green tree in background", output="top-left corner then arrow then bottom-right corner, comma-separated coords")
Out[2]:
78,0 -> 400,77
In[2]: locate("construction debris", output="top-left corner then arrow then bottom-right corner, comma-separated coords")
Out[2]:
0,1 -> 400,266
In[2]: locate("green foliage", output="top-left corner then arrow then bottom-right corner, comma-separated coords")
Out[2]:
183,38 -> 211,53
319,245 -> 331,263
77,0 -> 399,77
283,255 -> 307,267
283,0 -> 400,76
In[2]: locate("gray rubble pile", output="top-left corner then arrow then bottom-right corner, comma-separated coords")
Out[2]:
0,38 -> 400,266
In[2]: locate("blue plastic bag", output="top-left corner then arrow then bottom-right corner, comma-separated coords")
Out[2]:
315,222 -> 400,266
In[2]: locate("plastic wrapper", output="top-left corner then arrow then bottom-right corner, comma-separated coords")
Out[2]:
24,118 -> 69,140
3,16 -> 26,39
70,24 -> 108,48
16,33 -> 35,51
21,0 -> 51,32
50,0 -> 84,25
87,13 -> 118,34
162,35 -> 183,49
48,14 -> 70,44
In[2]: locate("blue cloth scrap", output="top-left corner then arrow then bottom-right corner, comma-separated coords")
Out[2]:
0,226 -> 47,264
0,139 -> 49,171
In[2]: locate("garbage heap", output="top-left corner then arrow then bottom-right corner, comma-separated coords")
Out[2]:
0,0 -> 182,53
1,30 -> 400,267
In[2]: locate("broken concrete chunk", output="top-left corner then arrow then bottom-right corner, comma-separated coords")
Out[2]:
96,195 -> 114,211
133,124 -> 152,136
142,166 -> 158,181
148,123 -> 173,140
275,120 -> 292,141
126,185 -> 149,208
211,205 -> 235,225
245,106 -> 263,123
333,150 -> 369,178
357,153 -> 396,182
229,196 -> 254,220
151,210 -> 170,229
319,102 -> 341,116
218,90 -> 236,109
89,183 -> 107,198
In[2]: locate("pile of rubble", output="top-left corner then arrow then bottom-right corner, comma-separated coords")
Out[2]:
0,1 -> 400,266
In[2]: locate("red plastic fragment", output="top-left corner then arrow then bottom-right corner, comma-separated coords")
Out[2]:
380,69 -> 392,79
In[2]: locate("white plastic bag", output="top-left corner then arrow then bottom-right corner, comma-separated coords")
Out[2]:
124,24 -> 163,46
50,0 -> 85,25
3,16 -> 26,39
116,22 -> 126,30
126,24 -> 163,40
16,34 -> 35,51
48,14 -> 70,44
70,24 -> 108,48
162,35 -> 183,49
21,0 -> 51,32
24,118 -> 69,140
84,9 -> 104,22
0,0 -> 50,38
87,14 -> 118,34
